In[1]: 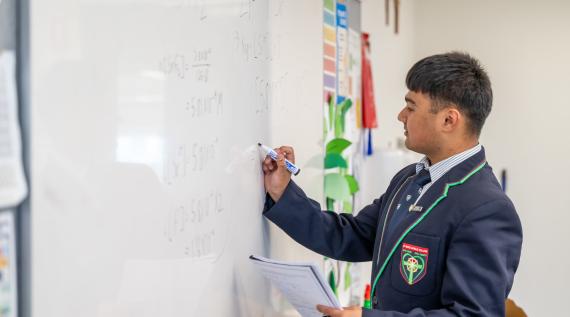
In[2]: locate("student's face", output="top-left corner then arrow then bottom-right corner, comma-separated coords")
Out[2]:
397,91 -> 440,155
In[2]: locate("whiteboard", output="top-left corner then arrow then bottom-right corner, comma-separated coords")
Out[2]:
31,1 -> 292,316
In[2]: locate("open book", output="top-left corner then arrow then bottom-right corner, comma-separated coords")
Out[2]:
249,255 -> 342,317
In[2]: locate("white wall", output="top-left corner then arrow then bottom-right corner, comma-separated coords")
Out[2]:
360,0 -> 423,196
362,0 -> 418,151
360,0 -> 423,220
412,0 -> 570,314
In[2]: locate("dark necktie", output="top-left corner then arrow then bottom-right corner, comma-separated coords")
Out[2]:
387,168 -> 431,235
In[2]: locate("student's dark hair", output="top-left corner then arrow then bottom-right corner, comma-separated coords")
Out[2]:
406,52 -> 492,136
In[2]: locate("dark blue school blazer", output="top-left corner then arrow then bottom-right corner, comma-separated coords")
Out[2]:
263,148 -> 523,316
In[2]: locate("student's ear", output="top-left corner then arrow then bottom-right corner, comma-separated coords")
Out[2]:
441,106 -> 461,132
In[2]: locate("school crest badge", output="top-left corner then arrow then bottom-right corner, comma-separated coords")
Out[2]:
400,243 -> 429,285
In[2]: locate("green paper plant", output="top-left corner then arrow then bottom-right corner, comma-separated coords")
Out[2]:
323,95 -> 361,296
324,98 -> 360,212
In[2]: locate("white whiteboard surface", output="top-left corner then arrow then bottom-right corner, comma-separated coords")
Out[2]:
31,1 -> 294,316
0,52 -> 27,208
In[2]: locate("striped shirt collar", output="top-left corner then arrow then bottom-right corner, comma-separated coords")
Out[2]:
415,144 -> 482,185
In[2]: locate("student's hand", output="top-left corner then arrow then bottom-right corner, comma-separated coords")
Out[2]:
262,146 -> 294,202
317,305 -> 362,317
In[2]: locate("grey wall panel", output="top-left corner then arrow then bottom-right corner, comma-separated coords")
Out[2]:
0,0 -> 16,50
1,0 -> 31,315
16,0 -> 32,313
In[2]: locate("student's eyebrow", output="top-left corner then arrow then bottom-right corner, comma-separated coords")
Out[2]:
405,97 -> 416,105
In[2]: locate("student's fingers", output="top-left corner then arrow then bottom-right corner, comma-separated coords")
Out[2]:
262,162 -> 274,174
262,160 -> 270,174
279,146 -> 295,164
316,304 -> 330,313
274,150 -> 285,167
270,148 -> 282,171
316,305 -> 340,316
274,148 -> 283,157
262,147 -> 293,175
276,153 -> 287,171
263,159 -> 277,171
263,155 -> 277,171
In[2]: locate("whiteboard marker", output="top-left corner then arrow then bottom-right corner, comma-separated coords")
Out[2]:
258,143 -> 301,176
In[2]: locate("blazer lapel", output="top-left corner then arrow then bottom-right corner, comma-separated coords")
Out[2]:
377,147 -> 488,264
379,198 -> 429,261
372,168 -> 415,273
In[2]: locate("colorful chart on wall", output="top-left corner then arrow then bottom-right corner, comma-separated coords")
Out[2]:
0,212 -> 17,317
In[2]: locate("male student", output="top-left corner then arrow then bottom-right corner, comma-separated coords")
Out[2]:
261,52 -> 523,316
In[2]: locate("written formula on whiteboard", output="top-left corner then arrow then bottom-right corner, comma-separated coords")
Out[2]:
158,49 -> 212,83
164,138 -> 220,184
233,31 -> 270,62
164,188 -> 226,259
185,90 -> 224,119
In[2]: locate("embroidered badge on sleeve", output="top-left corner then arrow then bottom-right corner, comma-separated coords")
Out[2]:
400,243 -> 429,285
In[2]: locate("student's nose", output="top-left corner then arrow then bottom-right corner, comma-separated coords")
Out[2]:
397,107 -> 406,123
